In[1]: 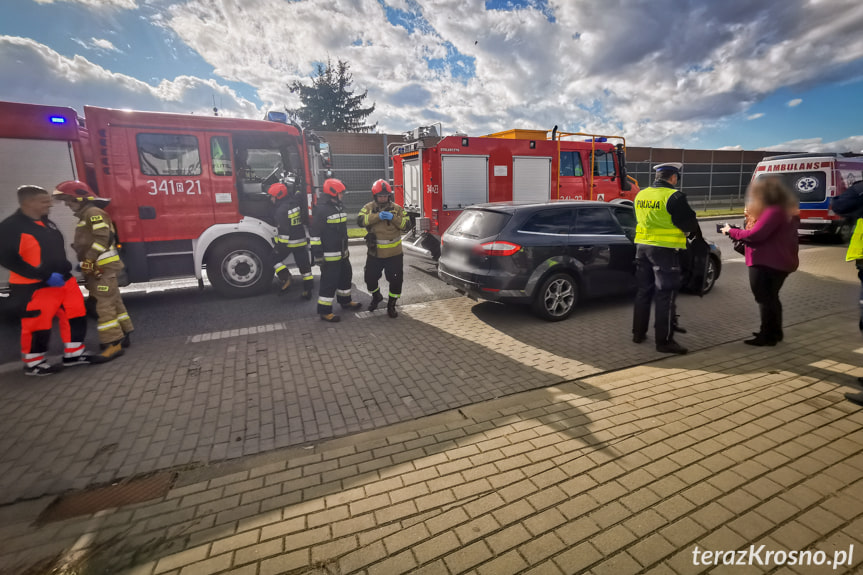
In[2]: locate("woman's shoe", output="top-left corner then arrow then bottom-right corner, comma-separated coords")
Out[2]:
744,336 -> 777,347
752,332 -> 783,342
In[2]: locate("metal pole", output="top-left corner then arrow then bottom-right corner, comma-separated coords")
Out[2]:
708,150 -> 714,212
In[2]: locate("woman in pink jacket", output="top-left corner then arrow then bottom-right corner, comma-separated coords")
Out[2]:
720,178 -> 799,346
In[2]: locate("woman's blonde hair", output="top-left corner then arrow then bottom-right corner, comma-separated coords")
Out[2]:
748,177 -> 798,213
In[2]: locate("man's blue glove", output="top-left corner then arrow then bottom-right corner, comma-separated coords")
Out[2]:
46,273 -> 64,287
379,211 -> 393,221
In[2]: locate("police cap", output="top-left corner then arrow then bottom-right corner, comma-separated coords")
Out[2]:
652,162 -> 683,174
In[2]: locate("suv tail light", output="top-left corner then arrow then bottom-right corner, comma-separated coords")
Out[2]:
474,241 -> 521,256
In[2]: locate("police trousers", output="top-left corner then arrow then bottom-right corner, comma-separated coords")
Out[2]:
317,257 -> 354,315
364,254 -> 404,298
633,244 -> 681,344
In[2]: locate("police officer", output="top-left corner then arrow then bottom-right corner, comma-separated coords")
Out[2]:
54,180 -> 130,360
830,178 -> 863,405
0,185 -> 107,375
310,179 -> 362,322
632,162 -> 702,354
358,179 -> 409,318
268,181 -> 314,299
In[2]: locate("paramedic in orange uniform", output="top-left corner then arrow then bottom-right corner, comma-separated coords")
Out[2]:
0,185 -> 106,375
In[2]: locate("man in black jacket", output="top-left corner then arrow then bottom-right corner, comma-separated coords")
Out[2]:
831,179 -> 863,406
0,186 -> 105,375
309,179 -> 362,322
268,182 -> 314,299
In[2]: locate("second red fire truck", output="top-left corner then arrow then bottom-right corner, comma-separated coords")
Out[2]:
0,101 -> 331,296
391,127 -> 640,259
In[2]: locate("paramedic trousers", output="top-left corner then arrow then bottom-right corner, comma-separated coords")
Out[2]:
364,254 -> 404,299
85,271 -> 133,344
633,244 -> 681,345
317,258 -> 353,315
274,245 -> 314,291
15,277 -> 87,367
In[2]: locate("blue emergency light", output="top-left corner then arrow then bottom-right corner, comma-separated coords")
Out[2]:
266,111 -> 288,123
50,116 -> 66,124
584,137 -> 607,143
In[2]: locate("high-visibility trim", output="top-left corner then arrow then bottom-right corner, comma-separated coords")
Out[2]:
286,238 -> 308,247
24,352 -> 45,359
76,221 -> 87,227
318,297 -> 333,306
24,354 -> 45,367
91,242 -> 107,252
389,292 -> 401,299
327,212 -> 348,221
376,238 -> 402,249
327,217 -> 347,224
287,207 -> 300,215
96,248 -> 119,262
274,263 -> 287,272
336,289 -> 352,296
370,287 -> 380,294
309,237 -> 322,246
302,274 -> 314,280
98,320 -> 120,331
324,251 -> 343,262
117,313 -> 130,321
90,215 -> 103,222
64,343 -> 85,358
97,285 -> 109,292
274,235 -> 292,244
97,255 -> 120,265
91,222 -> 109,231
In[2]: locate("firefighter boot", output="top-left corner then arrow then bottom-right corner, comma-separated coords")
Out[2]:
276,268 -> 292,294
341,301 -> 363,311
320,313 -> 341,323
368,291 -> 384,312
98,340 -> 125,361
387,297 -> 398,319
121,331 -> 133,349
301,289 -> 313,300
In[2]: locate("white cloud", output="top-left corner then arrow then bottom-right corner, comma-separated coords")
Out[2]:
787,98 -> 803,107
717,145 -> 743,151
33,0 -> 137,9
72,37 -> 122,53
747,113 -> 765,120
0,36 -> 259,118
760,135 -> 863,153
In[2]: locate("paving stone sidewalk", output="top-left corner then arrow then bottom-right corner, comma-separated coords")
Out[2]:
2,314 -> 863,574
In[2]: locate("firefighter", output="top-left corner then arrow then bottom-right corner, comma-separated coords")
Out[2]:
310,179 -> 362,322
268,181 -> 314,299
830,178 -> 863,406
0,185 -> 107,375
358,180 -> 409,318
632,162 -> 702,355
54,180 -> 131,359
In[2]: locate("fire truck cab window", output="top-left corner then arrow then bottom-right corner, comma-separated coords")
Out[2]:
237,148 -> 283,195
593,151 -> 617,177
137,134 -> 201,176
211,136 -> 232,176
559,152 -> 584,177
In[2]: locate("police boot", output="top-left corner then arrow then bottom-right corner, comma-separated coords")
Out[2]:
368,291 -> 384,311
98,340 -> 125,361
656,340 -> 688,355
387,297 -> 398,319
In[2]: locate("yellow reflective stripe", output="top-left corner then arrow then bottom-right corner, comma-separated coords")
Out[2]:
286,239 -> 308,247
377,239 -> 402,249
310,238 -> 322,245
327,217 -> 347,224
91,222 -> 109,230
317,298 -> 333,306
274,264 -> 287,273
97,320 -> 120,331
76,221 -> 87,227
389,292 -> 400,298
117,313 -> 130,321
302,274 -> 313,280
324,255 -> 342,261
97,255 -> 120,265
97,285 -> 109,292
91,242 -> 107,252
90,215 -> 103,221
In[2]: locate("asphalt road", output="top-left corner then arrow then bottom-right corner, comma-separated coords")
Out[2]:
0,219 -> 838,366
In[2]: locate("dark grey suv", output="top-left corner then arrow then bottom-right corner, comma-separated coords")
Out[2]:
438,201 -> 721,321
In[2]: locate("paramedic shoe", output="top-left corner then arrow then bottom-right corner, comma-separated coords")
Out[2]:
387,298 -> 398,319
300,290 -> 312,300
656,340 -> 688,355
368,291 -> 384,312
63,352 -> 108,366
98,341 -> 125,361
25,362 -> 62,376
341,301 -> 363,311
320,313 -> 341,323
633,333 -> 646,344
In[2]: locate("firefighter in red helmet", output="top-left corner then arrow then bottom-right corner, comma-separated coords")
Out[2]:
268,181 -> 313,299
309,178 -> 362,322
358,179 -> 409,318
54,180 -> 131,360
0,185 -> 108,375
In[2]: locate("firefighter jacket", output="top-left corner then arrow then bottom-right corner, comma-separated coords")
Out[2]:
71,203 -> 123,271
0,210 -> 72,285
310,198 -> 349,262
274,194 -> 310,249
357,200 -> 408,259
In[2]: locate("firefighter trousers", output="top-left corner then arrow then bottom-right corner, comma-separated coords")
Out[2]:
633,244 -> 681,345
364,254 -> 403,298
15,277 -> 87,366
317,258 -> 354,315
274,245 -> 314,291
86,271 -> 132,344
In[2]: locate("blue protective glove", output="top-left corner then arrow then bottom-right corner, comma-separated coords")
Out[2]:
379,211 -> 393,221
46,273 -> 65,287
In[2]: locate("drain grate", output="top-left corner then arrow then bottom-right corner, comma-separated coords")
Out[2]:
36,471 -> 176,525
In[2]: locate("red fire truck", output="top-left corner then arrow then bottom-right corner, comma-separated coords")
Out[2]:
751,153 -> 863,241
0,101 -> 331,296
391,127 -> 639,259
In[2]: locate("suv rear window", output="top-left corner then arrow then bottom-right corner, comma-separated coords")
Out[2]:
447,209 -> 511,239
573,207 -> 622,235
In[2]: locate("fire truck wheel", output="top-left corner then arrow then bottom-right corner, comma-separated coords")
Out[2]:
532,272 -> 579,322
206,237 -> 273,297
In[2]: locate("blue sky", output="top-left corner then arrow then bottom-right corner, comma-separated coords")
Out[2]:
1,0 -> 862,152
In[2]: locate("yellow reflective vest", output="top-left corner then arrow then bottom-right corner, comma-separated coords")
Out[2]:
634,187 -> 687,249
846,218 -> 863,261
